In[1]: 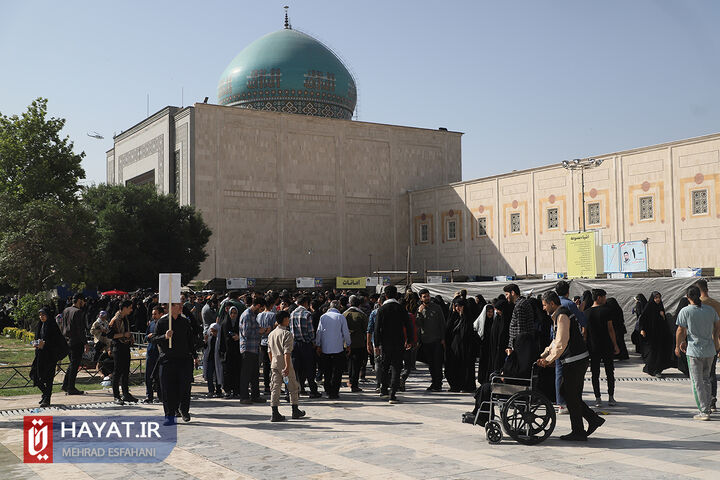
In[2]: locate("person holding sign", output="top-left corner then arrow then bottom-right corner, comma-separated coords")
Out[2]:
152,303 -> 196,425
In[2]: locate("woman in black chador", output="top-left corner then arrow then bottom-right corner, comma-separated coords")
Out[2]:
487,296 -> 512,378
606,297 -> 629,360
474,302 -> 495,384
30,308 -> 69,407
639,291 -> 675,377
444,298 -> 478,392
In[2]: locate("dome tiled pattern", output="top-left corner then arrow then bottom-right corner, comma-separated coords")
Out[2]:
218,28 -> 357,120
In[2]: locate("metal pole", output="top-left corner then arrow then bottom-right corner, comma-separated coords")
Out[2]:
369,254 -> 372,275
406,245 -> 411,287
552,247 -> 556,273
581,167 -> 586,232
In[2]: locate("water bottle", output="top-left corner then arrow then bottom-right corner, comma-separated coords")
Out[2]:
283,375 -> 289,385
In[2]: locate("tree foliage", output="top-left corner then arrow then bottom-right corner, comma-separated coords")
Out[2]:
11,292 -> 47,331
0,98 -> 90,293
0,200 -> 95,293
82,183 -> 211,290
0,99 -> 212,294
0,98 -> 84,208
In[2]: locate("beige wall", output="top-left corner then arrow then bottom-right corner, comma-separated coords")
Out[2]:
410,133 -> 720,276
110,107 -> 182,193
191,104 -> 462,279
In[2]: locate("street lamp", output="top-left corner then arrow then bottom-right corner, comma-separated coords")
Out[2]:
561,158 -> 604,231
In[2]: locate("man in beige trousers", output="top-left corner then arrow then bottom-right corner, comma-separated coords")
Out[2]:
267,310 -> 306,422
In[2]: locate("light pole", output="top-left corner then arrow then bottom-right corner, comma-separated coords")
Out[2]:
561,158 -> 604,232
550,243 -> 557,273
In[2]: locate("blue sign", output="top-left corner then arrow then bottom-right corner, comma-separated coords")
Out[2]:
51,415 -> 176,463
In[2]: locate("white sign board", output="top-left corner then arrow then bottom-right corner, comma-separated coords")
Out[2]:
427,275 -> 444,284
619,241 -> 648,273
542,273 -> 563,280
226,277 -> 248,289
159,273 -> 182,304
365,277 -> 381,287
493,276 -> 511,282
296,277 -> 316,288
671,268 -> 702,278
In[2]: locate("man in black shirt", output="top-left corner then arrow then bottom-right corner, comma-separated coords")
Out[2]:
61,293 -> 87,395
375,286 -> 412,403
152,303 -> 196,425
585,289 -> 620,407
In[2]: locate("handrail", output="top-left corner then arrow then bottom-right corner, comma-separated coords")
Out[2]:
0,358 -> 146,391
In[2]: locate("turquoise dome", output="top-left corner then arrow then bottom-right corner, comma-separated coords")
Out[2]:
218,28 -> 357,119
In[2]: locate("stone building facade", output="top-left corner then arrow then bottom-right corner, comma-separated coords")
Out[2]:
106,103 -> 462,279
409,132 -> 720,276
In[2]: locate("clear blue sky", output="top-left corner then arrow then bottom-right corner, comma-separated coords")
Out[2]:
1,0 -> 719,185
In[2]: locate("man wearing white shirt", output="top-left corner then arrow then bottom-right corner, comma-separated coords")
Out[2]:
315,301 -> 351,399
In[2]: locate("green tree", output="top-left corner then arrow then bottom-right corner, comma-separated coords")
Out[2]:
0,98 -> 91,293
82,183 -> 211,290
0,200 -> 96,293
0,98 -> 85,208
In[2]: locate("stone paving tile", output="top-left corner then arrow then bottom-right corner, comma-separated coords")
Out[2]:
5,465 -> 39,480
567,462 -> 684,480
1,355 -> 719,479
430,469 -> 526,480
180,426 -> 331,478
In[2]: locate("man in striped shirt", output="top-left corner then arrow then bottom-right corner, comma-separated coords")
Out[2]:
291,296 -> 322,398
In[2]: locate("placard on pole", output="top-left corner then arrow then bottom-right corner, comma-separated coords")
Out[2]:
159,273 -> 182,347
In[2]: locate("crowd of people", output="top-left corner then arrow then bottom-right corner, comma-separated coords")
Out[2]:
18,277 -> 720,432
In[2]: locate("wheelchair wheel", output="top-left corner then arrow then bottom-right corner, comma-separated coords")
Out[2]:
501,391 -> 556,445
485,420 -> 503,444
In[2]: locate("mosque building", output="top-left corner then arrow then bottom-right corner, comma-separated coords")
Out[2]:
107,14 -> 720,281
106,15 -> 462,280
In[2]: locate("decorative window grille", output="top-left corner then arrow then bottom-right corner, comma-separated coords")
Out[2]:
639,196 -> 654,220
478,217 -> 487,236
587,203 -> 601,225
692,190 -> 708,215
420,223 -> 429,242
510,213 -> 521,233
547,208 -> 559,229
447,220 -> 457,240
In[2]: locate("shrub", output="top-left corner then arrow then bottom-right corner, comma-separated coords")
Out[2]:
11,293 -> 46,331
2,327 -> 35,342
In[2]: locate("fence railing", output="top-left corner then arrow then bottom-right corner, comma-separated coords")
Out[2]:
131,331 -> 148,348
0,357 -> 147,391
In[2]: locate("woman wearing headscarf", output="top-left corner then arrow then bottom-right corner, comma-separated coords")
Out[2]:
444,298 -> 478,392
639,291 -> 675,377
673,297 -> 691,377
473,302 -> 495,384
203,322 -> 224,397
631,294 -> 648,353
30,308 -> 69,407
580,290 -> 593,313
90,310 -> 111,365
220,305 -> 242,398
606,298 -> 629,361
487,295 -> 512,376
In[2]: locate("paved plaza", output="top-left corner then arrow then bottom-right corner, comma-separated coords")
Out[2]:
0,355 -> 718,479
